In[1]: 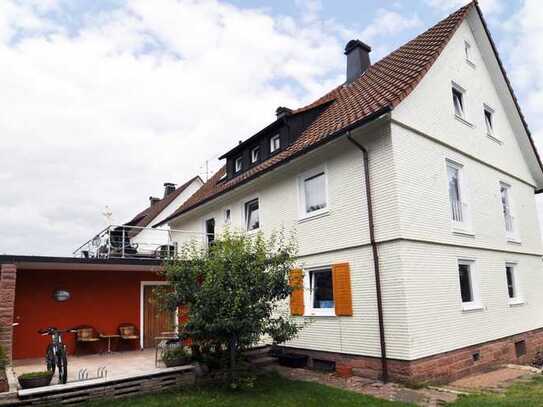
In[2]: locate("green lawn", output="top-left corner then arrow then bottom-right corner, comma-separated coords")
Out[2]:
87,374 -> 412,407
451,375 -> 543,407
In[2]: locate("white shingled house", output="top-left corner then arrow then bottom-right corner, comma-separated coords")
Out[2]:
157,2 -> 543,383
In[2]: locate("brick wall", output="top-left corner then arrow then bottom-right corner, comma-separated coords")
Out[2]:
282,326 -> 543,384
0,264 -> 16,363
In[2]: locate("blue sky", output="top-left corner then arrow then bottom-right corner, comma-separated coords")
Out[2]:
0,0 -> 541,255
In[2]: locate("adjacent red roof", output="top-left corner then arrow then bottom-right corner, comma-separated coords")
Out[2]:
159,1 -> 540,224
126,176 -> 202,232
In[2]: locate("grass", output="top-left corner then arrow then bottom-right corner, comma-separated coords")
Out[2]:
450,375 -> 543,407
86,373 -> 412,407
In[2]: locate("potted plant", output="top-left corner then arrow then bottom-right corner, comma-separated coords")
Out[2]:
18,371 -> 53,389
162,346 -> 190,367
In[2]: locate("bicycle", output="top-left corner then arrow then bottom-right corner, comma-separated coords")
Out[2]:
38,327 -> 76,384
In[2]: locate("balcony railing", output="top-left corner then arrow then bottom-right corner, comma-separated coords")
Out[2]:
73,225 -> 210,260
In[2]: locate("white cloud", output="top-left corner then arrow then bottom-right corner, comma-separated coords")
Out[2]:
0,0 -> 428,256
425,0 -> 503,15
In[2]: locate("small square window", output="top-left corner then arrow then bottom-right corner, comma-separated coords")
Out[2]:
452,87 -> 465,118
244,198 -> 259,231
224,208 -> 231,225
235,156 -> 243,173
251,146 -> 260,163
270,134 -> 280,153
484,107 -> 494,136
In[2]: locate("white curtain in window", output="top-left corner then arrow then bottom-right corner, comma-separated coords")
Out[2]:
304,173 -> 326,213
447,165 -> 462,222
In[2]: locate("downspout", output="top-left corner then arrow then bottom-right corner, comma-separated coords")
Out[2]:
347,131 -> 389,383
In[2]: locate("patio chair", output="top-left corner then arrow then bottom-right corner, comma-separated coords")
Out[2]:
108,226 -> 138,257
74,325 -> 102,355
117,323 -> 141,351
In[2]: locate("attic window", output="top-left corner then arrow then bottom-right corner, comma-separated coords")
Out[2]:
251,146 -> 260,164
235,156 -> 243,173
464,41 -> 473,64
270,134 -> 280,153
484,105 -> 496,140
452,86 -> 465,118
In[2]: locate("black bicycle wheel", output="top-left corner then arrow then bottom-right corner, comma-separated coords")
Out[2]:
57,346 -> 68,384
46,344 -> 56,374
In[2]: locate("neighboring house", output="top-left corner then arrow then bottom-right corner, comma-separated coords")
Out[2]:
157,2 -> 543,383
125,176 -> 203,252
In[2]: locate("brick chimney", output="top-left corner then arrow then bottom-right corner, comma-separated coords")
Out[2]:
163,182 -> 176,198
149,196 -> 160,207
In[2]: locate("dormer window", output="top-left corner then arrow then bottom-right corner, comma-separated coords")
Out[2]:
270,134 -> 280,153
235,156 -> 243,173
251,146 -> 260,164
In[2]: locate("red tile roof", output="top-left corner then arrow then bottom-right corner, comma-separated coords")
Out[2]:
160,1 -> 540,224
126,176 -> 202,232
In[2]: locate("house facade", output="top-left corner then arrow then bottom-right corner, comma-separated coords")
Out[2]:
157,2 -> 543,383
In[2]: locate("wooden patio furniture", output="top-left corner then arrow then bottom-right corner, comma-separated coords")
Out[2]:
117,323 -> 141,351
74,325 -> 102,355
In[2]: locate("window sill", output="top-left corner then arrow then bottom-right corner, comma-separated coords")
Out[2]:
508,298 -> 525,306
487,133 -> 502,144
462,303 -> 484,312
453,227 -> 475,237
506,237 -> 521,245
455,114 -> 473,128
298,209 -> 331,224
305,310 -> 335,317
465,59 -> 476,69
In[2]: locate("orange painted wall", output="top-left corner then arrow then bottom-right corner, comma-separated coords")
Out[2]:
13,268 -> 163,360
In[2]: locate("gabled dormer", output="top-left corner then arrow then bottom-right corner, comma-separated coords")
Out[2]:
220,102 -> 331,180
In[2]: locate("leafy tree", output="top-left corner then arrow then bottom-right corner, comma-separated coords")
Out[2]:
159,229 -> 301,378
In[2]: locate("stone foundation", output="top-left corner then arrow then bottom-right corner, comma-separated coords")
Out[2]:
282,327 -> 543,384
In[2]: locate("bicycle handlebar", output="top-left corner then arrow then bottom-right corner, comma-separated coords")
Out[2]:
38,327 -> 77,335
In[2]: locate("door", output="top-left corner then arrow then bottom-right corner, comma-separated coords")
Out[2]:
143,285 -> 176,348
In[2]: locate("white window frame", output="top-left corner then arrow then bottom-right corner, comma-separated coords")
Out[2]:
303,265 -> 335,317
251,146 -> 260,164
297,165 -> 329,220
243,196 -> 260,233
452,82 -> 471,126
234,156 -> 243,173
224,208 -> 231,225
483,104 -> 499,142
446,159 -> 472,235
458,258 -> 482,311
270,134 -> 280,153
464,40 -> 474,66
499,182 -> 519,242
505,262 -> 524,305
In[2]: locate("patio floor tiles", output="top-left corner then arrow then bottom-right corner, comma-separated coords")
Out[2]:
12,348 -> 159,385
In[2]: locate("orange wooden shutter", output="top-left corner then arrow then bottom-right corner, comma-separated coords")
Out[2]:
332,263 -> 353,316
289,269 -> 304,316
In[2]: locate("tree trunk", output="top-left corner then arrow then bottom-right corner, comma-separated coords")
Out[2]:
229,335 -> 237,383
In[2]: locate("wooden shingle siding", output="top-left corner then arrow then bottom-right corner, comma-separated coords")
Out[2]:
332,263 -> 353,316
289,269 -> 304,316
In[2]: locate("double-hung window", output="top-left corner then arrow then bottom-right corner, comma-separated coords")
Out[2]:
458,259 -> 481,310
447,160 -> 470,232
500,182 -> 517,241
244,198 -> 260,231
205,218 -> 215,246
505,263 -> 523,305
298,166 -> 328,219
270,134 -> 280,153
304,267 -> 335,316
